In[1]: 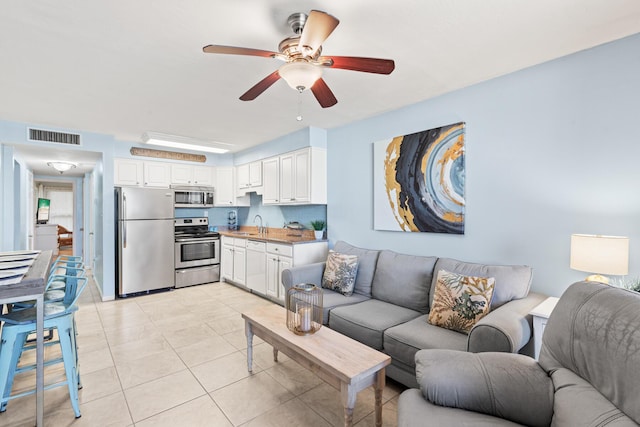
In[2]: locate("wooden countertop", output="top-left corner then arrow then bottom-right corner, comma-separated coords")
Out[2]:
218,226 -> 326,245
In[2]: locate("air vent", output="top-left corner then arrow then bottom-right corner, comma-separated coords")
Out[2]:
28,128 -> 81,145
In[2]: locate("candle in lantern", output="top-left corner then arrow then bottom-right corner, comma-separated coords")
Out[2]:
298,306 -> 312,332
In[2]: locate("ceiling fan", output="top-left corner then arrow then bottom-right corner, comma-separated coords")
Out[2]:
202,10 -> 395,108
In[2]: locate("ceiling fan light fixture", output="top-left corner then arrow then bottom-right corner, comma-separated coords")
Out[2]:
47,161 -> 77,173
279,61 -> 322,92
141,132 -> 232,154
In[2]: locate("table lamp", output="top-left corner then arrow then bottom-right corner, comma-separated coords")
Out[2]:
570,234 -> 629,284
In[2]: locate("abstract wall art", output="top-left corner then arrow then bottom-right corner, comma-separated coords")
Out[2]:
373,122 -> 466,234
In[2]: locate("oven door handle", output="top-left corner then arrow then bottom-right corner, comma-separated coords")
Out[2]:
175,238 -> 219,243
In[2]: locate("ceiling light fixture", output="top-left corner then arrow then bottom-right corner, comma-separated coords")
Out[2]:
47,161 -> 77,174
278,61 -> 322,92
142,132 -> 232,154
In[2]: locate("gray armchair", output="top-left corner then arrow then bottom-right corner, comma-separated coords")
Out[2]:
398,281 -> 640,426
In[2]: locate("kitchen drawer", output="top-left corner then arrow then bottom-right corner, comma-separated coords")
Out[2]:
234,238 -> 247,248
247,240 -> 266,251
266,242 -> 293,257
221,236 -> 234,246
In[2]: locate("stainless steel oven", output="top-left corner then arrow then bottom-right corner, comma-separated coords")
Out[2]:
175,236 -> 220,268
174,217 -> 220,288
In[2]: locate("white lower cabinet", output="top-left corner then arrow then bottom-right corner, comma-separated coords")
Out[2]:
246,240 -> 266,294
222,237 -> 328,302
232,241 -> 246,286
221,236 -> 246,286
221,237 -> 234,281
266,250 -> 292,302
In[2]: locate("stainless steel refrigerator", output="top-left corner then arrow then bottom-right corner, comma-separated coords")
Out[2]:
115,187 -> 174,296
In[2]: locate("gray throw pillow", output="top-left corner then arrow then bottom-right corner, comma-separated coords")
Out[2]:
322,251 -> 359,296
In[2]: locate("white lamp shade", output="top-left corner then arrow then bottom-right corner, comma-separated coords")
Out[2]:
278,62 -> 322,91
570,234 -> 629,276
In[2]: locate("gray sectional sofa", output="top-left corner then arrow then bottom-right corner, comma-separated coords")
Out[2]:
282,241 -> 546,388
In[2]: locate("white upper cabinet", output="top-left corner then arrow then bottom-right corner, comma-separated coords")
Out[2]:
237,163 -> 250,190
114,159 -> 143,186
143,161 -> 171,187
214,166 -> 249,207
279,147 -> 326,204
215,167 -> 235,206
262,157 -> 280,204
114,158 -> 171,188
171,164 -> 192,185
192,166 -> 214,186
249,161 -> 262,187
171,164 -> 214,186
237,161 -> 263,193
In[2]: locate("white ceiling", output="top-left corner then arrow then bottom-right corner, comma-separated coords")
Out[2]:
2,1 -> 640,176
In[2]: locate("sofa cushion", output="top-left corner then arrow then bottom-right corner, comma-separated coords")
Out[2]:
321,251 -> 359,296
428,270 -> 495,334
320,288 -> 369,325
550,367 -> 636,426
371,250 -> 438,313
429,258 -> 532,309
415,350 -> 553,427
398,389 -> 524,427
383,315 -> 467,368
329,299 -> 421,350
333,241 -> 380,297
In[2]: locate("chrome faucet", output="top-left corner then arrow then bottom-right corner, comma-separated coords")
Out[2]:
254,214 -> 264,234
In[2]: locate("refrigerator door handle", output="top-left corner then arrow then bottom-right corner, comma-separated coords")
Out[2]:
122,192 -> 127,248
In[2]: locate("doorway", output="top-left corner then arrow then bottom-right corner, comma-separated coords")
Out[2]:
32,180 -> 78,258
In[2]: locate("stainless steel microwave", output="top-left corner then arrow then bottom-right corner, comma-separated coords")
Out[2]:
172,186 -> 215,207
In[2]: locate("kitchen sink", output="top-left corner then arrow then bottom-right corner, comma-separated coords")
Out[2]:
231,231 -> 253,236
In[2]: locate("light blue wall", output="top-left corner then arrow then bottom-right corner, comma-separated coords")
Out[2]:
327,33 -> 640,298
233,126 -> 327,164
1,145 -> 15,250
238,193 -> 326,230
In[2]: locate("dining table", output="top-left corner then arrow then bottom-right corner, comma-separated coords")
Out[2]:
0,249 -> 52,427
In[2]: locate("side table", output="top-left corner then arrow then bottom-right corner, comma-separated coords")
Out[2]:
529,296 -> 559,360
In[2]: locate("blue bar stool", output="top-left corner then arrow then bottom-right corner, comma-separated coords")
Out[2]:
0,274 -> 87,418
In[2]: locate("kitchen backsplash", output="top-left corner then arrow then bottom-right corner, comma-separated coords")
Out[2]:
175,193 -> 327,230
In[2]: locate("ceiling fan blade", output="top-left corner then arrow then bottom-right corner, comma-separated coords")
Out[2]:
321,56 -> 395,74
298,10 -> 339,57
203,44 -> 278,58
311,78 -> 338,108
239,70 -> 281,101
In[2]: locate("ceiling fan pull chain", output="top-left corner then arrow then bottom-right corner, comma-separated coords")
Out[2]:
296,91 -> 303,121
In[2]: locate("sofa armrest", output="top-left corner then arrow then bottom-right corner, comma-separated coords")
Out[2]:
468,292 -> 547,353
415,349 -> 554,427
281,262 -> 326,292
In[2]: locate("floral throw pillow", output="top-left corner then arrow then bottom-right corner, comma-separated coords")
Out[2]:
322,251 -> 359,296
428,269 -> 496,334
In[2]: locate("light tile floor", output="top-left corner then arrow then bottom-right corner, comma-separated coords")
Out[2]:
0,275 -> 405,426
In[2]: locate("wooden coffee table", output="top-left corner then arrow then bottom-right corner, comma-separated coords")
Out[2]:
242,304 -> 391,427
